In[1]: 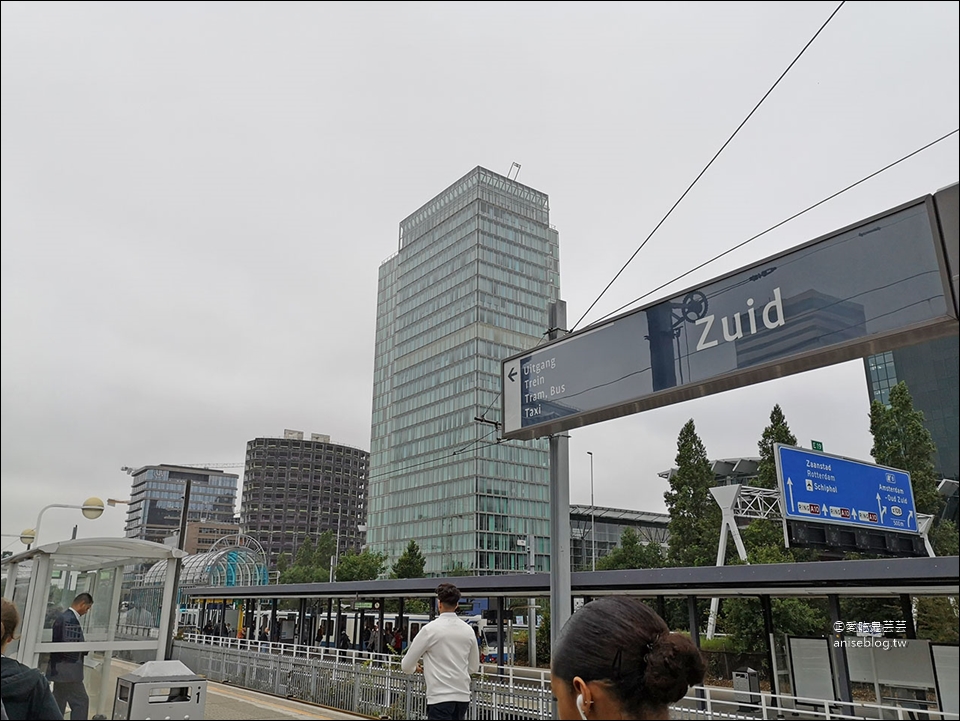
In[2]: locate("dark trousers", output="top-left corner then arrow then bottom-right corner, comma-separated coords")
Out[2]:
426,700 -> 469,720
53,681 -> 89,720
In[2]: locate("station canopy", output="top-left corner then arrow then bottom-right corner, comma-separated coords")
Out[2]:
141,534 -> 269,588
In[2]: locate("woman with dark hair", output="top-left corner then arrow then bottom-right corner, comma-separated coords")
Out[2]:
551,597 -> 705,720
1,598 -> 63,720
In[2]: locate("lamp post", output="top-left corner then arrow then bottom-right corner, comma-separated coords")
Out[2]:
329,504 -> 342,583
20,497 -> 105,549
587,452 -> 596,572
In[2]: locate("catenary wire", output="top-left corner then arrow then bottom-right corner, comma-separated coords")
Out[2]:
584,128 -> 959,329
570,0 -> 846,334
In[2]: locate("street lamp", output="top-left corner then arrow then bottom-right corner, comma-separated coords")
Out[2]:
20,497 -> 106,548
329,504 -> 343,583
587,452 -> 596,572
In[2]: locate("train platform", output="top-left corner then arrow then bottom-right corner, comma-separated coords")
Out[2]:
102,658 -> 371,721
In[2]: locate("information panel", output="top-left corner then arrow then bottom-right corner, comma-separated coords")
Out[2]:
774,444 -> 919,534
502,190 -> 957,440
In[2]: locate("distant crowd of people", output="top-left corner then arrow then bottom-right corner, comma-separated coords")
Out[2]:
200,620 -> 235,637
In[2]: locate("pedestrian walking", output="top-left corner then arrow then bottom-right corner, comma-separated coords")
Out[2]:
401,584 -> 479,720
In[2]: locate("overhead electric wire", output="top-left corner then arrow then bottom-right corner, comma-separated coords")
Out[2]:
570,0 -> 846,334
366,127 -> 957,494
584,128 -> 959,328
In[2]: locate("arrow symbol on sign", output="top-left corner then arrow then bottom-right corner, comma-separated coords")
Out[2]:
877,493 -> 886,522
822,504 -> 828,517
907,510 -> 914,527
786,478 -> 795,513
508,368 -> 517,382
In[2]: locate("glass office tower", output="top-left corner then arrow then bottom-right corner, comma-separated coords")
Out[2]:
369,167 -> 560,575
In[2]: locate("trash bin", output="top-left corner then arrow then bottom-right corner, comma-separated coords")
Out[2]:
732,666 -> 760,710
112,659 -> 206,720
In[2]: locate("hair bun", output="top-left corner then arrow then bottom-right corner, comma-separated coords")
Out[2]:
642,632 -> 706,705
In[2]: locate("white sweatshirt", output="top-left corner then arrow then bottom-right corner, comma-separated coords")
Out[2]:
400,612 -> 481,705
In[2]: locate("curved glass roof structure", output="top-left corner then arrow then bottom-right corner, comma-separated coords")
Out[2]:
141,536 -> 269,588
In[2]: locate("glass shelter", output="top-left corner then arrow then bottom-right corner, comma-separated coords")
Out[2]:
1,537 -> 185,718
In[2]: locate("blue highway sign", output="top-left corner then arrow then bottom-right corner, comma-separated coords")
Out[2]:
774,444 -> 919,534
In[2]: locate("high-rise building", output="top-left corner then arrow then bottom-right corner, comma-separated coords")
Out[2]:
240,430 -> 369,569
124,464 -> 239,545
864,336 -> 960,482
369,166 -> 561,575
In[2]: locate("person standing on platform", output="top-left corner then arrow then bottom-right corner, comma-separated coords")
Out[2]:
401,583 -> 479,721
48,593 -> 93,720
1,598 -> 63,720
550,596 -> 705,720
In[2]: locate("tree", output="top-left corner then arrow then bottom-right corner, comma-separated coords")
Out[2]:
664,419 -> 721,569
447,562 -> 474,576
869,382 -> 942,518
335,548 -> 387,581
756,404 -> 796,489
841,382 -> 956,641
915,595 -> 959,643
718,405 -> 827,650
391,540 -> 426,579
744,404 -> 817,561
278,531 -> 335,584
596,528 -> 664,570
534,601 -> 551,664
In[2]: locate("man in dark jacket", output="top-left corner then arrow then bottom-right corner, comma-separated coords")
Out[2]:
48,593 -> 93,720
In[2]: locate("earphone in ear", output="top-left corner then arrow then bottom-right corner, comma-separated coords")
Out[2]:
576,693 -> 588,720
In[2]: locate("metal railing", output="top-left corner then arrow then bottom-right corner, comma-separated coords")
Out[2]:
174,635 -> 959,720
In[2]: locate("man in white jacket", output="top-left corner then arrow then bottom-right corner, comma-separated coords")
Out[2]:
401,583 -> 480,720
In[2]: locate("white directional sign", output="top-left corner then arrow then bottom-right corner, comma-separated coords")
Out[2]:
775,444 -> 919,535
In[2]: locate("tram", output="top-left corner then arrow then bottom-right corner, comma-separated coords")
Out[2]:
181,602 -> 514,662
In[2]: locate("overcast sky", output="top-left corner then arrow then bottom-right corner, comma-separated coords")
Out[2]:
2,1 -> 957,551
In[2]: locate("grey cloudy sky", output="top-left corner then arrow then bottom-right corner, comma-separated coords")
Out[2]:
2,1 -> 957,550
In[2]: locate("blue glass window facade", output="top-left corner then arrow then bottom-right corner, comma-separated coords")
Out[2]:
369,167 -> 560,575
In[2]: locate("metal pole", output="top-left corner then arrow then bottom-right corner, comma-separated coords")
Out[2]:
330,504 -> 342,583
827,594 -> 853,705
335,505 -> 342,573
587,451 -> 595,572
548,300 -> 572,650
526,532 -> 536,668
760,595 -> 779,706
164,479 -> 191,659
31,502 -> 101,547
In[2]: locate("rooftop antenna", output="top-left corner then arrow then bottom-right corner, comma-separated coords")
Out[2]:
508,162 -> 521,181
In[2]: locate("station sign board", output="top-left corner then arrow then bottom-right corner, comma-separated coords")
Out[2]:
774,443 -> 919,535
501,190 -> 957,440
